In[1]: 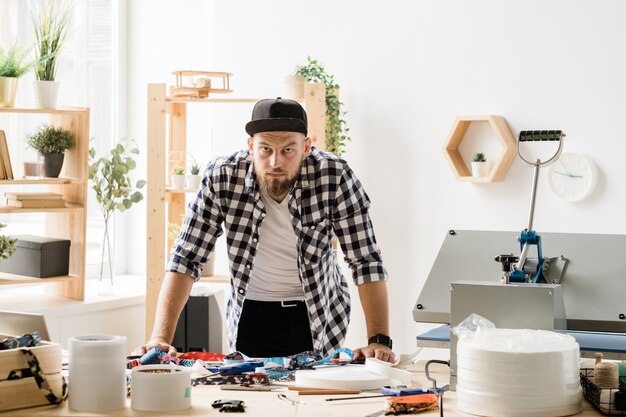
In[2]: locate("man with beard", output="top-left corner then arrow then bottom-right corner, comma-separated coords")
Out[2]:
136,98 -> 393,363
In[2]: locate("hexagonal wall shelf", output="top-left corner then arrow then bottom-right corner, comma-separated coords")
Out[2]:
443,115 -> 516,183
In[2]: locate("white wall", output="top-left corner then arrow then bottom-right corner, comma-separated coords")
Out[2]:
126,0 -> 626,355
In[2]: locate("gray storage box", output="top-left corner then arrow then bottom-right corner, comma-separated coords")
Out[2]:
0,235 -> 71,278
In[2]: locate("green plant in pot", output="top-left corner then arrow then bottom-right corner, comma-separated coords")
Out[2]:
0,223 -> 17,260
171,166 -> 186,189
471,152 -> 489,177
89,142 -> 145,294
32,0 -> 73,108
295,56 -> 350,154
186,162 -> 202,190
25,124 -> 74,177
0,43 -> 33,108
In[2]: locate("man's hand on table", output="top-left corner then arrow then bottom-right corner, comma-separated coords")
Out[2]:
132,338 -> 177,356
352,344 -> 395,363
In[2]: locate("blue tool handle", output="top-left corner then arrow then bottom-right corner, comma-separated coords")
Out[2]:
219,361 -> 262,375
380,385 -> 428,396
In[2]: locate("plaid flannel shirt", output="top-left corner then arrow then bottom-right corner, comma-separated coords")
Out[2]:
166,147 -> 387,356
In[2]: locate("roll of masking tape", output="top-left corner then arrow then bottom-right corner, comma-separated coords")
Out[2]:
131,365 -> 191,412
68,334 -> 127,412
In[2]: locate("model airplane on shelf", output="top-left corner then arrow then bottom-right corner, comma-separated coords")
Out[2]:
170,70 -> 233,98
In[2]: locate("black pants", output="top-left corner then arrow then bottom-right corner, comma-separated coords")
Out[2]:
235,299 -> 313,358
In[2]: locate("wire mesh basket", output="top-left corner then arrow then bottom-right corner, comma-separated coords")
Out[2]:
580,367 -> 626,415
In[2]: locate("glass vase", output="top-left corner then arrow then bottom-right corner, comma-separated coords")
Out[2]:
97,217 -> 115,296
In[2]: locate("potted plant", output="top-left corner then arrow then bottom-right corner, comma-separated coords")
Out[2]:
471,152 -> 489,177
171,167 -> 186,189
0,223 -> 17,260
25,124 -> 74,177
0,43 -> 33,108
295,56 -> 350,154
186,162 -> 202,190
32,0 -> 73,108
89,142 -> 145,295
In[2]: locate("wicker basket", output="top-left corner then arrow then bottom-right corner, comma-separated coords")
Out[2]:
580,367 -> 626,415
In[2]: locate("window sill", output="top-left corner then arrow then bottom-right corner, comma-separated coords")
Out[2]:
0,275 -> 146,317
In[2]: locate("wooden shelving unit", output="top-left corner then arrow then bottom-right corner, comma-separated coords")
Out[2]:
145,83 -> 327,338
0,107 -> 89,300
443,115 -> 516,183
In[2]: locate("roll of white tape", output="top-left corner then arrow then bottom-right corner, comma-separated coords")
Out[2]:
68,334 -> 127,412
131,365 -> 191,412
365,358 -> 414,386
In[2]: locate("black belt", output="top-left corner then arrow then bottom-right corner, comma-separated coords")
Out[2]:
244,299 -> 305,308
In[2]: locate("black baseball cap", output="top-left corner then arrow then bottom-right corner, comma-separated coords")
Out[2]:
245,97 -> 308,136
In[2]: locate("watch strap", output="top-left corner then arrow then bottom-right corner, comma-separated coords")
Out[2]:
368,333 -> 393,349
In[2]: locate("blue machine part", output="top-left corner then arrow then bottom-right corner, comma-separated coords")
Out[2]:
509,230 -> 545,283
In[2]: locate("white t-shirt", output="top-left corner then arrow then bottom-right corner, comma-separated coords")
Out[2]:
245,190 -> 305,301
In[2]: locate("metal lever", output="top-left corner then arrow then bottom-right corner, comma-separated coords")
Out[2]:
515,130 -> 565,275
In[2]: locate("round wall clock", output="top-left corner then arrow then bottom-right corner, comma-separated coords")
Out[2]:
546,152 -> 598,202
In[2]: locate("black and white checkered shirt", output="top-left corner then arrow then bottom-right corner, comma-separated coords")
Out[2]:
166,147 -> 387,356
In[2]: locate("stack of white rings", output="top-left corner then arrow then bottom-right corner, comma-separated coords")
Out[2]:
456,328 -> 581,417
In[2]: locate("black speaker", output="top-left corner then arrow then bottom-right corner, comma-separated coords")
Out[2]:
172,294 -> 222,352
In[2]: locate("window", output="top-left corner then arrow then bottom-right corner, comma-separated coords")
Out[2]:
0,0 -> 126,280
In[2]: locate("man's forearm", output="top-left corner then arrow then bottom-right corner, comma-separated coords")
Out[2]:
150,272 -> 195,343
358,281 -> 390,339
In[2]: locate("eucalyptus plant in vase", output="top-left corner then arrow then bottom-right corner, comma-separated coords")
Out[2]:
89,142 -> 145,295
32,0 -> 73,108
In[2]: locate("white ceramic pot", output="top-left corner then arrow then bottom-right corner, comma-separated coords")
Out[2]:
33,80 -> 60,108
185,174 -> 202,190
171,174 -> 186,189
283,74 -> 305,100
471,161 -> 489,177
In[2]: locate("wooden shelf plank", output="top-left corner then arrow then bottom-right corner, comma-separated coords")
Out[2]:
0,177 -> 84,185
0,273 -> 81,285
165,96 -> 260,104
165,187 -> 200,194
0,202 -> 84,213
197,274 -> 230,284
0,107 -> 89,115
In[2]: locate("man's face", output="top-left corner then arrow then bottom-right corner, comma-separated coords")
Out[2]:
248,131 -> 311,202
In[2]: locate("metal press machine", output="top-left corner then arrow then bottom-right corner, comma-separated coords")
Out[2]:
413,131 -> 626,390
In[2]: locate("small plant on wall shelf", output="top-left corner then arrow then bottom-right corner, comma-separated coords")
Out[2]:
471,152 -> 489,177
472,152 -> 486,163
295,56 -> 350,154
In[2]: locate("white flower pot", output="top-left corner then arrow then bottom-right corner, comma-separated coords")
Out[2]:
171,174 -> 186,189
471,161 -> 489,177
34,80 -> 60,108
186,174 -> 202,190
283,74 -> 305,100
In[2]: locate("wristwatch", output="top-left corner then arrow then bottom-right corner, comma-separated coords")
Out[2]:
368,333 -> 393,349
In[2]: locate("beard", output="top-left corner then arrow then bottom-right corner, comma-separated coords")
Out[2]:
258,169 -> 299,200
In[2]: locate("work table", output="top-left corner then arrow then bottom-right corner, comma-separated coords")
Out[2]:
2,362 -> 605,416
